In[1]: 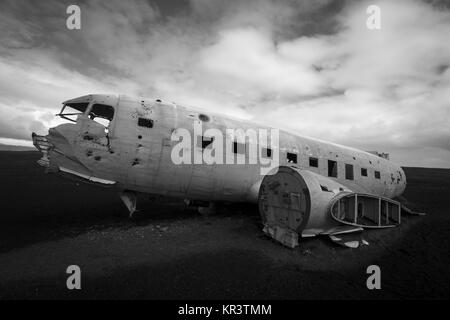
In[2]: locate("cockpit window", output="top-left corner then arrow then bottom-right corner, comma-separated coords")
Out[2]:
89,104 -> 114,128
58,102 -> 89,122
57,101 -> 115,132
90,104 -> 114,121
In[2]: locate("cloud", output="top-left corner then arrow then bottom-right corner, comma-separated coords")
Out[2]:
0,0 -> 449,168
198,29 -> 328,98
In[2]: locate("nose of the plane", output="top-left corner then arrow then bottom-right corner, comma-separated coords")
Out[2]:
47,124 -> 78,159
34,123 -> 92,176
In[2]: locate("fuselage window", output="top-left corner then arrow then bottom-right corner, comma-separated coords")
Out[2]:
374,171 -> 381,179
262,147 -> 272,158
287,152 -> 297,163
233,141 -> 245,154
328,160 -> 338,178
309,157 -> 318,168
138,117 -> 154,128
361,168 -> 368,177
345,164 -> 354,180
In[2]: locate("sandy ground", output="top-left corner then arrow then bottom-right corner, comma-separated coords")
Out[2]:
0,151 -> 448,299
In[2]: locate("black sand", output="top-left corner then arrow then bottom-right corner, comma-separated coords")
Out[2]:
0,151 -> 448,299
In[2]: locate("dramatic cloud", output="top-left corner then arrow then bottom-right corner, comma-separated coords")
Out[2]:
0,0 -> 449,167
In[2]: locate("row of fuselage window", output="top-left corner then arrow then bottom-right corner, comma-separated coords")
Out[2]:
229,140 -> 381,181
198,136 -> 382,181
139,120 -> 380,182
306,157 -> 381,181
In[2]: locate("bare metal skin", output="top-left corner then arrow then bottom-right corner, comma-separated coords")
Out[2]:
32,94 -> 408,244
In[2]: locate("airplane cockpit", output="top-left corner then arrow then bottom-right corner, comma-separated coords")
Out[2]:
57,99 -> 115,133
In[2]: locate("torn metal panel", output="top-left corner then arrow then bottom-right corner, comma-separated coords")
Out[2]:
328,233 -> 370,248
119,190 -> 138,217
59,167 -> 116,185
329,235 -> 360,248
263,224 -> 299,248
401,204 -> 427,216
32,133 -> 52,167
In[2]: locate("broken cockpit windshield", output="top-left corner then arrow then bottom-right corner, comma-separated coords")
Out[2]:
89,104 -> 114,129
58,103 -> 114,129
57,102 -> 89,122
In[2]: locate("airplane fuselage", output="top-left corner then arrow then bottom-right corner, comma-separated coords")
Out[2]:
34,94 -> 406,204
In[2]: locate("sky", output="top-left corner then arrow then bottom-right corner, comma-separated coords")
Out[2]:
0,0 -> 449,168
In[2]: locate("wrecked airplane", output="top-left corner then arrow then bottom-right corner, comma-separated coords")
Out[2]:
32,94 -> 420,248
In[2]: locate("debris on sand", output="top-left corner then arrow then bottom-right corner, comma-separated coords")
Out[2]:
328,235 -> 364,248
155,225 -> 168,233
